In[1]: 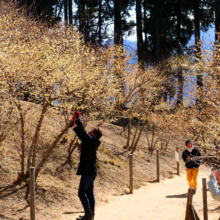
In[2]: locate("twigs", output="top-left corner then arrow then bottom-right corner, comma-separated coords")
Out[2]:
0,190 -> 60,211
0,168 -> 31,176
0,166 -> 51,177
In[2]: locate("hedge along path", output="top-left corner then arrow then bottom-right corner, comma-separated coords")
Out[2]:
65,168 -> 219,220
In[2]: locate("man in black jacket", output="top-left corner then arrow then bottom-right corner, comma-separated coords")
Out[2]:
182,140 -> 201,195
71,112 -> 102,220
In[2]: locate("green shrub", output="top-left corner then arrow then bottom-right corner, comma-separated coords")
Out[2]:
99,146 -> 116,159
71,159 -> 78,164
96,161 -> 101,168
108,160 -> 115,165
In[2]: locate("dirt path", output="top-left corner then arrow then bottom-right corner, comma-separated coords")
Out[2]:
68,167 -> 220,220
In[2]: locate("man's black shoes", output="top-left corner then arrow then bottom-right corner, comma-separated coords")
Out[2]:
76,212 -> 94,220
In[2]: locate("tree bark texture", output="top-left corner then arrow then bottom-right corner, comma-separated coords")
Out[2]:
35,120 -> 74,179
194,0 -> 203,105
64,0 -> 68,26
98,0 -> 102,45
69,0 -> 73,25
136,0 -> 144,66
215,0 -> 220,43
176,0 -> 183,105
114,0 -> 123,46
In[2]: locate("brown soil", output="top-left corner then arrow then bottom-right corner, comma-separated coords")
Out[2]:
94,167 -> 220,220
0,111 -> 219,219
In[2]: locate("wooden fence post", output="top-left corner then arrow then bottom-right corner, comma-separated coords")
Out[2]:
29,167 -> 36,220
190,204 -> 200,220
129,154 -> 133,194
189,204 -> 197,220
202,178 -> 208,220
185,188 -> 194,220
156,150 -> 160,182
176,146 -> 180,175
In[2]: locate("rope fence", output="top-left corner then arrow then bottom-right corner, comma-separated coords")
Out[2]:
0,166 -> 53,190
0,168 -> 32,175
0,164 -> 63,219
0,166 -> 66,220
0,165 -> 53,175
0,147 -> 219,219
180,148 -> 220,220
127,147 -> 179,194
0,189 -> 63,210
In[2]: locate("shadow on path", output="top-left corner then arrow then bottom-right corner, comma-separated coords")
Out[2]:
112,191 -> 131,196
114,150 -> 129,156
63,211 -> 84,215
209,206 -> 220,212
166,193 -> 188,198
148,180 -> 158,183
17,204 -> 29,212
0,185 -> 26,199
0,214 -> 12,219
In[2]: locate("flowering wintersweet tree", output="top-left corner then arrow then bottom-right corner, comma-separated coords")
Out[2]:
0,1 -> 119,180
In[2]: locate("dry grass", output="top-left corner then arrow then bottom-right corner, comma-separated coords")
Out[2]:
0,104 -> 186,219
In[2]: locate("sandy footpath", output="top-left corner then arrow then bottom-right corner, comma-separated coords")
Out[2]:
67,167 -> 220,220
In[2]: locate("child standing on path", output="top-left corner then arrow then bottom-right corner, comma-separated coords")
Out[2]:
182,140 -> 201,194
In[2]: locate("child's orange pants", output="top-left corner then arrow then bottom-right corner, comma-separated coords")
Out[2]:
186,167 -> 199,190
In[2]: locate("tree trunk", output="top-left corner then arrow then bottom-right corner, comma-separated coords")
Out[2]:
176,0 -> 183,106
85,4 -> 90,44
136,0 -> 144,67
215,0 -> 220,43
154,1 -> 160,64
194,0 -> 203,105
126,118 -> 131,148
131,98 -> 156,152
143,0 -> 148,64
19,108 -> 25,178
154,26 -> 160,64
64,0 -> 68,26
26,101 -> 49,173
98,0 -> 102,45
79,0 -> 86,40
35,120 -> 74,179
194,1 -> 201,60
114,0 -> 123,46
132,119 -> 149,153
129,117 -> 141,151
69,0 -> 73,25
14,101 -> 25,178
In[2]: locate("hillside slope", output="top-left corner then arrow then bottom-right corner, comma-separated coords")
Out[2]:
0,109 -> 188,220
